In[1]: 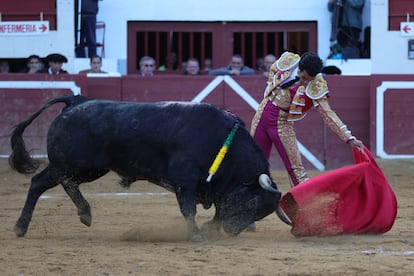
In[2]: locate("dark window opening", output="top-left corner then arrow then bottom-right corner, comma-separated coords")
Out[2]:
135,31 -> 213,72
127,21 -> 317,74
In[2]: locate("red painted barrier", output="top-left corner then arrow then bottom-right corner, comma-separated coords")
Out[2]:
369,75 -> 414,158
2,73 -> 411,171
0,74 -> 86,159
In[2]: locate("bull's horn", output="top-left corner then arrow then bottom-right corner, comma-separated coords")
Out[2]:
275,206 -> 293,226
258,174 -> 292,225
258,174 -> 279,194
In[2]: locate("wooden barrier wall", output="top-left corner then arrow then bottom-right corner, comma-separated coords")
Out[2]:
369,75 -> 414,158
1,74 -> 412,172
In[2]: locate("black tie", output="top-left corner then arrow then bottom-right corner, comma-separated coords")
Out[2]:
280,76 -> 299,89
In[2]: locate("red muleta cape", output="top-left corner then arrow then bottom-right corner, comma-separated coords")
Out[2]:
279,147 -> 398,237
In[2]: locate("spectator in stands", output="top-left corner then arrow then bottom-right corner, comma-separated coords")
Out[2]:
183,58 -> 201,75
0,60 -> 10,73
21,55 -> 43,74
256,57 -> 265,72
203,58 -> 212,73
79,55 -> 107,74
40,53 -> 68,75
138,56 -> 156,77
209,54 -> 254,76
262,54 -> 276,77
76,0 -> 99,58
158,52 -> 178,71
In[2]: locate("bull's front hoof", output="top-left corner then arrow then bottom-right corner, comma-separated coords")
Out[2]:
79,212 -> 92,227
14,222 -> 27,237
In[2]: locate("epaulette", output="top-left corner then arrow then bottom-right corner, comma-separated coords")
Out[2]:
305,73 -> 329,99
276,52 -> 300,71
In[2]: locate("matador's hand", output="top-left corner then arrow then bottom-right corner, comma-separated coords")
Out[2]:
349,138 -> 364,151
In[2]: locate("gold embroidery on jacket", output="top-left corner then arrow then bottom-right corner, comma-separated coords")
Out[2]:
306,74 -> 329,99
315,98 -> 354,142
276,52 -> 300,71
266,51 -> 300,94
268,88 -> 291,110
287,86 -> 312,121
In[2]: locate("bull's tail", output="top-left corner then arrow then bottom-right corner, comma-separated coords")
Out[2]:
9,95 -> 89,174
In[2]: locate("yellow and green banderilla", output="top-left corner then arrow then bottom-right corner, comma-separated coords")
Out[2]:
206,123 -> 240,182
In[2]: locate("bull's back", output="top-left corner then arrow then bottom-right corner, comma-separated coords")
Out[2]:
58,100 -> 234,141
47,100 -> 237,169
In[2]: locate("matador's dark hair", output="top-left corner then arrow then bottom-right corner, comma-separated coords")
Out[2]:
298,52 -> 323,77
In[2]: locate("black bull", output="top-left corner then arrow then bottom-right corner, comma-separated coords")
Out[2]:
9,96 -> 290,241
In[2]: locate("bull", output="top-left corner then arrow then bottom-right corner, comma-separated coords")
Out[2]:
9,96 -> 290,241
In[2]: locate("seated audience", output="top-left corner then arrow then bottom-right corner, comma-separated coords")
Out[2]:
158,52 -> 177,71
262,54 -> 276,77
256,57 -> 265,72
0,60 -> 10,73
40,53 -> 68,75
183,58 -> 201,75
138,56 -> 156,77
209,54 -> 254,76
20,55 -> 43,74
202,58 -> 212,73
79,55 -> 107,74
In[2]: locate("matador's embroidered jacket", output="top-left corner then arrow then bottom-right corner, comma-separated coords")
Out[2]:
251,51 -> 355,143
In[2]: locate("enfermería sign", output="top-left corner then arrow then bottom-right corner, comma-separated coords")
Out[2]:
0,21 -> 49,36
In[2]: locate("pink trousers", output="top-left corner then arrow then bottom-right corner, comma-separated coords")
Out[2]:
252,100 -> 307,186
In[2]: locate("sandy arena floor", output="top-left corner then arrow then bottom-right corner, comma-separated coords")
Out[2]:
0,158 -> 413,275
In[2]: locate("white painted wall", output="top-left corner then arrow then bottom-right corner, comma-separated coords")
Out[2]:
97,0 -> 349,61
97,0 -> 370,75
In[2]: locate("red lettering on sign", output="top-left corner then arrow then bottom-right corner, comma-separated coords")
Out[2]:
0,22 -> 48,35
0,24 -> 37,33
39,24 -> 48,32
